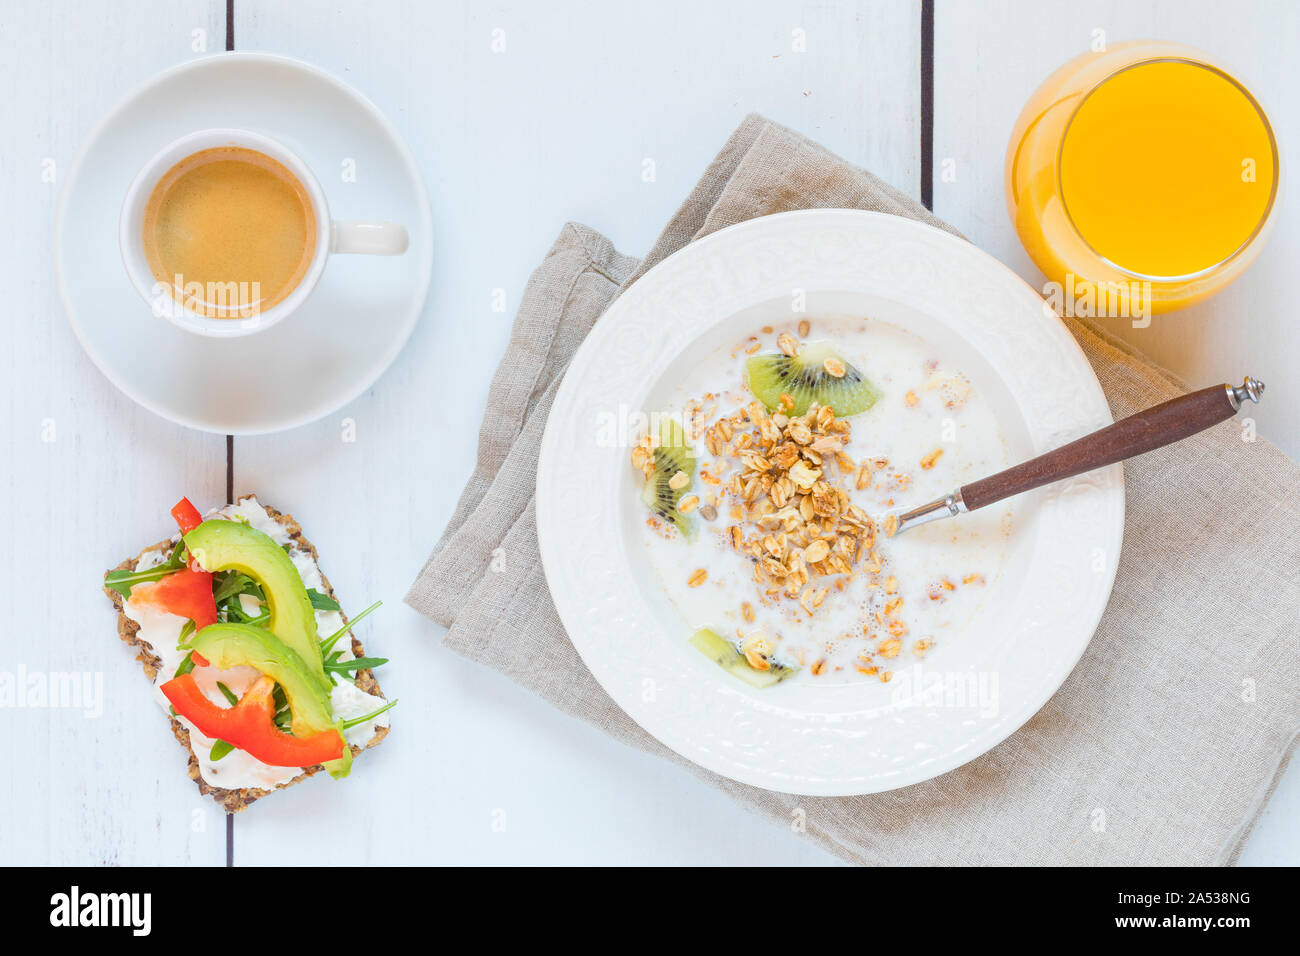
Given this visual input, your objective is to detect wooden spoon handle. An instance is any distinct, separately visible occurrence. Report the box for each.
[960,381,1256,512]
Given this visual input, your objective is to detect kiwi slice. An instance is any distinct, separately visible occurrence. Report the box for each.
[745,341,882,417]
[689,628,798,689]
[640,416,697,540]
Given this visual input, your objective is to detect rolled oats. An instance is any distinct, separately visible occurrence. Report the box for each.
[654,365,958,680]
[803,539,830,564]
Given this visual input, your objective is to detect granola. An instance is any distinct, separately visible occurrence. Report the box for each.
[636,317,1013,685]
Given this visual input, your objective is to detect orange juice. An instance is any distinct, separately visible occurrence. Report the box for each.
[1007,41,1280,315]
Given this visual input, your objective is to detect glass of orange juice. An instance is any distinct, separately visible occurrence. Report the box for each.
[1006,40,1280,316]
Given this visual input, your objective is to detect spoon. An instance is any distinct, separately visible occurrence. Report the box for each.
[888,376,1264,536]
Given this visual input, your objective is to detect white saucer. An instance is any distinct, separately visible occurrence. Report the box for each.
[55,52,434,434]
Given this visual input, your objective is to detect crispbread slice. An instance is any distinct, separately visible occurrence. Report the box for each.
[103,495,389,812]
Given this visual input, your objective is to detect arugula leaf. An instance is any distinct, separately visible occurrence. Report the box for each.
[103,542,188,599]
[318,600,382,656]
[341,698,397,730]
[271,687,292,729]
[221,594,269,626]
[216,682,239,706]
[308,589,341,611]
[211,571,262,604]
[173,652,195,679]
[103,565,175,599]
[209,740,234,761]
[213,571,268,626]
[176,619,195,650]
[325,655,388,673]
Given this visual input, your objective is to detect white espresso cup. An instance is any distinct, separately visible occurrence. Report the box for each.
[120,128,408,338]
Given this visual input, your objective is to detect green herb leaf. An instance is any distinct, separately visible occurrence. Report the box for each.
[209,740,235,761]
[308,589,341,611]
[103,564,176,599]
[324,655,389,674]
[212,571,262,604]
[341,698,397,730]
[176,619,196,650]
[221,594,269,626]
[318,600,382,656]
[103,542,188,599]
[216,682,239,706]
[173,652,195,679]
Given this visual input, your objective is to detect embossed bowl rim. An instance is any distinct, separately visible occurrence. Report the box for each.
[537,209,1123,795]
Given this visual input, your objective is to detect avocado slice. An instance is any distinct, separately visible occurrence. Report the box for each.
[190,622,352,779]
[184,520,329,692]
[191,623,333,735]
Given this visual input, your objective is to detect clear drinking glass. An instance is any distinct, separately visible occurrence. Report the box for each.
[1005,40,1280,316]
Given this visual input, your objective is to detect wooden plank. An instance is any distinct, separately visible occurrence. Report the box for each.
[0,0,228,865]
[229,0,918,864]
[932,0,1299,865]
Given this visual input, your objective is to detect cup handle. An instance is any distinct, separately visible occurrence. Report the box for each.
[330,220,409,255]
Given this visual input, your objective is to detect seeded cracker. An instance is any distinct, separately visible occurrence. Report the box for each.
[103,495,389,812]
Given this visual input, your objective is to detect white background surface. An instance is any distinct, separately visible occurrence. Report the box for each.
[1,0,1294,865]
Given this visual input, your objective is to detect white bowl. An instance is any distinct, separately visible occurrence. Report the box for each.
[537,209,1124,796]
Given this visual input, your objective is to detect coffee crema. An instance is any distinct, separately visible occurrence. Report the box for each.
[142,146,316,319]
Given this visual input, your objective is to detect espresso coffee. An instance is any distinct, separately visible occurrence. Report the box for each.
[142,146,316,318]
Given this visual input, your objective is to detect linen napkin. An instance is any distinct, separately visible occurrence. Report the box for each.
[408,114,1300,866]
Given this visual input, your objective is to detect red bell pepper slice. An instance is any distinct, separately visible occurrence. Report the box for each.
[160,674,346,768]
[130,567,218,630]
[171,497,203,535]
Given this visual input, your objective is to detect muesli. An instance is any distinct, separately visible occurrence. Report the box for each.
[633,317,1012,687]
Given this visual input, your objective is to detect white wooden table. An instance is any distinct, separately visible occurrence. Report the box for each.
[3,0,1294,865]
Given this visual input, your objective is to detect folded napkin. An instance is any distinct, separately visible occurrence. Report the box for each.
[408,114,1300,866]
